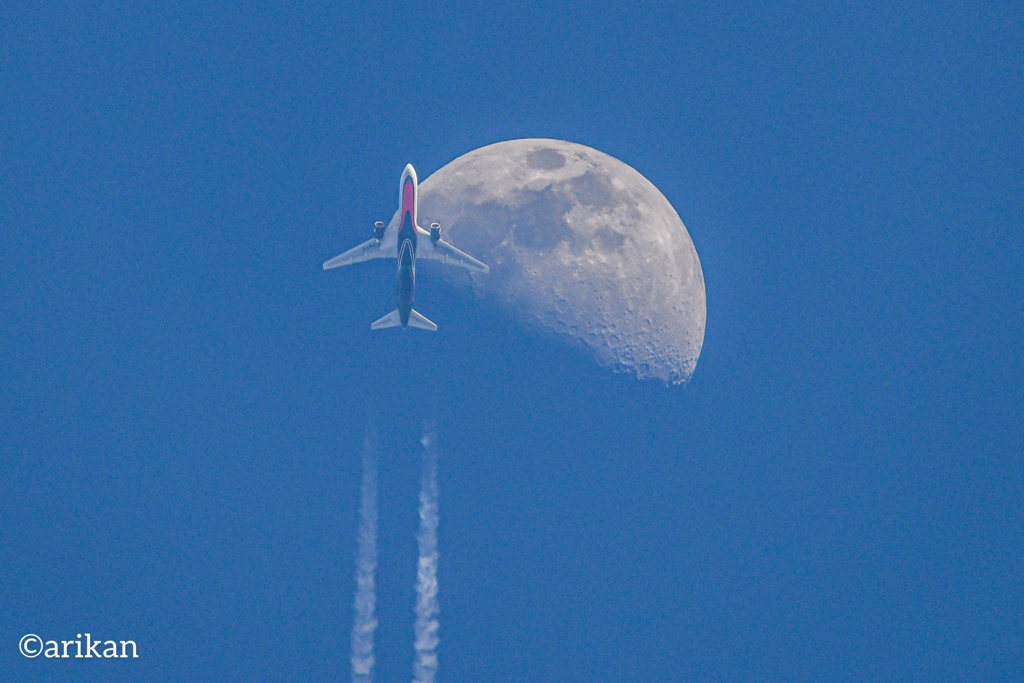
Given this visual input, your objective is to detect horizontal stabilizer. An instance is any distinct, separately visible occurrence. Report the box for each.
[370,309,402,330]
[407,309,438,332]
[369,308,438,331]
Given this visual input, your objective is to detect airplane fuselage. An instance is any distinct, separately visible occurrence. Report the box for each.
[396,165,420,328]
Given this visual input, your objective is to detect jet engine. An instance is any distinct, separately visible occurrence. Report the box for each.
[374,220,386,241]
[430,222,441,243]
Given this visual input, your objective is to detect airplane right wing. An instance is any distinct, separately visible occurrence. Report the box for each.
[417,237,490,273]
[322,237,395,270]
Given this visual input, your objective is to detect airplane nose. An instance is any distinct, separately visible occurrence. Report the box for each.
[404,163,418,182]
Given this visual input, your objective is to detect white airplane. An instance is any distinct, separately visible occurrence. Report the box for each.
[323,164,489,331]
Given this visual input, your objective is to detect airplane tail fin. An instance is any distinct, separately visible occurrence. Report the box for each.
[370,308,438,331]
[407,309,438,331]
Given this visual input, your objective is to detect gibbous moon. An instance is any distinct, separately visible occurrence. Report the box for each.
[417,139,706,384]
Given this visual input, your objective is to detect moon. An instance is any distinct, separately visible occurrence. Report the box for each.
[417,139,706,384]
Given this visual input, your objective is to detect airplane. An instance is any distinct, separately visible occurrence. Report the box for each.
[322,164,489,331]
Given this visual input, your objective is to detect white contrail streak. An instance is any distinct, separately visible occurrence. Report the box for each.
[351,425,378,683]
[413,422,440,683]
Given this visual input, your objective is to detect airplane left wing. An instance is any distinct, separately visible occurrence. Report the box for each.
[418,237,490,273]
[323,237,395,270]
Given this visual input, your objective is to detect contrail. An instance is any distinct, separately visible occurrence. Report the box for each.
[351,424,379,683]
[413,422,440,683]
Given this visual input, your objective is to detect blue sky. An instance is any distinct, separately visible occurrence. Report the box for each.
[2,2,1021,681]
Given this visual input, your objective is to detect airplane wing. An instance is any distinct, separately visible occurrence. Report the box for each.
[417,237,490,273]
[322,238,395,270]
